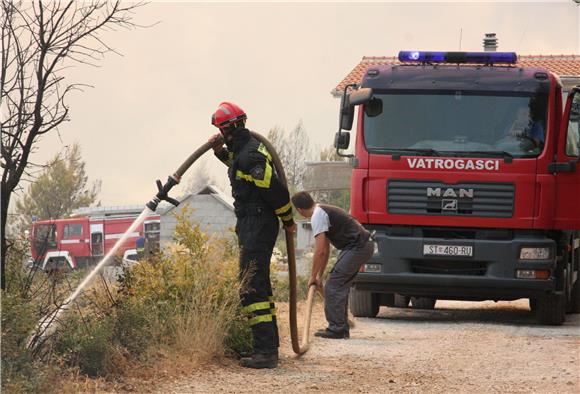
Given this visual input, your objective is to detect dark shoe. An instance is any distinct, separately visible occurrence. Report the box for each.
[240,352,278,369]
[314,328,350,339]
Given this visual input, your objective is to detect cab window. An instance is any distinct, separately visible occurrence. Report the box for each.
[63,223,83,238]
[565,95,580,157]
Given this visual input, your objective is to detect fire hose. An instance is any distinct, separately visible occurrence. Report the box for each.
[146,132,316,355]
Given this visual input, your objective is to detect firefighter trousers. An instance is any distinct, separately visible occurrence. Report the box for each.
[236,209,280,355]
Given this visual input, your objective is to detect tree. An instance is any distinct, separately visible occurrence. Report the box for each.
[14,143,100,233]
[266,121,312,191]
[1,1,143,289]
[266,126,288,166]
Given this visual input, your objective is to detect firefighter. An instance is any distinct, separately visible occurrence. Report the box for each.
[209,102,295,369]
[135,233,146,260]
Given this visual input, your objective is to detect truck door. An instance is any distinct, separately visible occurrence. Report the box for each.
[143,220,161,254]
[554,87,580,229]
[62,222,85,259]
[90,223,104,257]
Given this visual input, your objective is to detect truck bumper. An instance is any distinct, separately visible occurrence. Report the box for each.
[355,226,557,300]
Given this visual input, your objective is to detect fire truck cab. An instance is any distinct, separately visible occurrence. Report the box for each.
[336,51,580,325]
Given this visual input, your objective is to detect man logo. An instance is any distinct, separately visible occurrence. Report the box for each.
[427,187,474,199]
[442,199,458,211]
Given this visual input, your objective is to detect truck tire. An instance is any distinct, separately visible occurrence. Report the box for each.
[536,266,567,325]
[568,236,580,313]
[536,293,566,325]
[570,275,580,313]
[411,297,436,310]
[394,294,411,308]
[44,257,71,274]
[349,288,379,318]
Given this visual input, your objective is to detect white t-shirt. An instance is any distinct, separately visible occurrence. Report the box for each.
[311,204,330,237]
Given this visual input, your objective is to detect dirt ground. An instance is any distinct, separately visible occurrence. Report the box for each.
[154,299,579,394]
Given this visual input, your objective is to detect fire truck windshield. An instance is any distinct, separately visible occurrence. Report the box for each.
[363,91,548,158]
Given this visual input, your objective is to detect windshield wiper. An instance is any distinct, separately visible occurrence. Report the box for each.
[371,148,441,157]
[442,150,514,162]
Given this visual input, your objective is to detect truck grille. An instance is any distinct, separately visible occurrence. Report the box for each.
[387,180,514,218]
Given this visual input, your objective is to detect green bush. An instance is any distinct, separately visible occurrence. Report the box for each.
[113,300,153,359]
[55,314,117,377]
[1,240,60,393]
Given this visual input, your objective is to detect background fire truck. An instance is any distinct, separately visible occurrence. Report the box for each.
[335,50,580,325]
[30,213,160,271]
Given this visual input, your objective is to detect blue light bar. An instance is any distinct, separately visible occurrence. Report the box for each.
[398,51,517,64]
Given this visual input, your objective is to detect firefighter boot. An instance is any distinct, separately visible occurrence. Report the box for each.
[240,352,278,369]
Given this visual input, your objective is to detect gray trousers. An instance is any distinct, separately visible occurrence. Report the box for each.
[324,240,374,332]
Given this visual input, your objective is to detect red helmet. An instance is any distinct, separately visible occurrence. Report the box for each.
[211,102,247,129]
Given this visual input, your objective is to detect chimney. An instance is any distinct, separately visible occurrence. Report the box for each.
[483,33,498,52]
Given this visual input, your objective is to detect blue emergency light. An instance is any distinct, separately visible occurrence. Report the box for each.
[398,51,517,64]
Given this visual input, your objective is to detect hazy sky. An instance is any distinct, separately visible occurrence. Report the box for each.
[27,0,579,207]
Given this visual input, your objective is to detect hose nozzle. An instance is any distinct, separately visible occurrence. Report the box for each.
[146,175,181,212]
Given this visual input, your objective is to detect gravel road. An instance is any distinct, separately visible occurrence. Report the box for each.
[157,299,580,394]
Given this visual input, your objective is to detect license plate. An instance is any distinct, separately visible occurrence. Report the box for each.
[423,244,473,257]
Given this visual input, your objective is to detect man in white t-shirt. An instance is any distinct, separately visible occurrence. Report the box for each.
[291,191,374,339]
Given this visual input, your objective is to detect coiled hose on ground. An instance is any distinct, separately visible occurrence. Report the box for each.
[152,132,316,355]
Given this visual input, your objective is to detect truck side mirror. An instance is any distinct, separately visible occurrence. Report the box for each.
[334,131,350,150]
[340,95,355,131]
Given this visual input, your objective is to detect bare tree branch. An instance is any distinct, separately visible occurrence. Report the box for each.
[1,0,145,289]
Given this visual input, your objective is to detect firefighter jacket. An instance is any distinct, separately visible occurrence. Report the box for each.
[214,128,294,226]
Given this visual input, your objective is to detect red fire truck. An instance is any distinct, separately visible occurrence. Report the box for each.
[335,51,580,325]
[30,212,161,271]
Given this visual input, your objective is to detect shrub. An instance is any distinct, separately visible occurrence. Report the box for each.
[1,239,60,393]
[3,208,250,389]
[117,207,251,360]
[54,314,117,377]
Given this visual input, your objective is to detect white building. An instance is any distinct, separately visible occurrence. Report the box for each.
[159,185,236,245]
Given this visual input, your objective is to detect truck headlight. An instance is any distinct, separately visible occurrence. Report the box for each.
[519,247,551,260]
[363,263,382,273]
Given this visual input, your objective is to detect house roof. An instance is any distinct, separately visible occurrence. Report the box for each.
[160,184,234,215]
[332,54,580,97]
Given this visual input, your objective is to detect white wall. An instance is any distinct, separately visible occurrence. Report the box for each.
[161,196,236,245]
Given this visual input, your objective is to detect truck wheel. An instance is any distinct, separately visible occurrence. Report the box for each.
[411,297,436,310]
[536,268,567,325]
[349,288,379,318]
[570,274,580,314]
[536,293,566,325]
[568,237,580,313]
[394,294,411,308]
